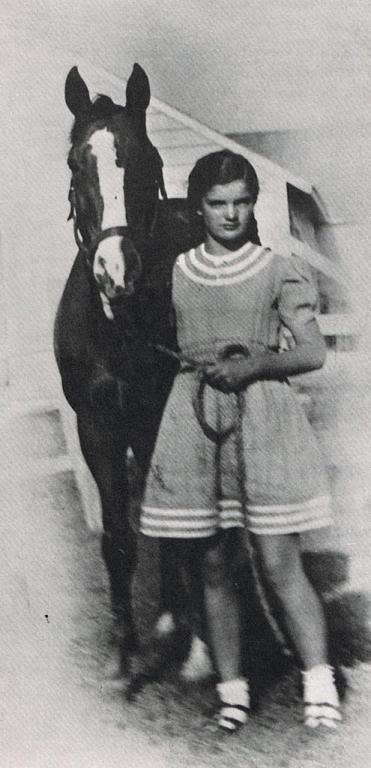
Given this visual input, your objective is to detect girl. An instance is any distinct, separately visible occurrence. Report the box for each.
[140,150,341,732]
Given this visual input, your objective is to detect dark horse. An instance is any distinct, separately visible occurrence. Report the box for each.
[54,64,198,669]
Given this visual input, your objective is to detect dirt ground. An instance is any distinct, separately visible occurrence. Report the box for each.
[1,404,370,768]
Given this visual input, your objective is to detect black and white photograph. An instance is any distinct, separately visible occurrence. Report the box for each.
[1,1,371,766]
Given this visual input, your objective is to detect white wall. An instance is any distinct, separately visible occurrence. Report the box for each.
[1,0,370,133]
[229,126,371,339]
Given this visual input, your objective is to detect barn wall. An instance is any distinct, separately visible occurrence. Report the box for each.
[229,126,371,340]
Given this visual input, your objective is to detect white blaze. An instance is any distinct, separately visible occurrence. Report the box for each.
[88,128,127,228]
[89,128,127,309]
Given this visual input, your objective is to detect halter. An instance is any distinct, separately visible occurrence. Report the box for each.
[68,155,167,257]
[85,225,136,263]
[68,184,133,257]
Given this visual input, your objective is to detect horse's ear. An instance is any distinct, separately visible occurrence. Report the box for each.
[126,63,151,112]
[65,67,91,115]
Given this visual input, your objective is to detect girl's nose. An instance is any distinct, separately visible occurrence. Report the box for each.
[225,203,237,220]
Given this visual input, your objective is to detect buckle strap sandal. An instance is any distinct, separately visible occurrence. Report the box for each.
[302,665,342,730]
[217,678,250,733]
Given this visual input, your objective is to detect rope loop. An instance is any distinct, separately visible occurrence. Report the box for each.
[191,344,249,444]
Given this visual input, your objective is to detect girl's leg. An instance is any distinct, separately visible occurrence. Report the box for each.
[202,535,249,731]
[254,533,327,668]
[254,533,341,728]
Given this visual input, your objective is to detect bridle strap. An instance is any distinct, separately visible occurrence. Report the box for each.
[68,158,168,252]
[94,226,130,244]
[85,226,133,262]
[68,182,85,252]
[68,177,133,258]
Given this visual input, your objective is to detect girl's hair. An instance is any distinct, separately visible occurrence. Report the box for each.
[187,150,261,244]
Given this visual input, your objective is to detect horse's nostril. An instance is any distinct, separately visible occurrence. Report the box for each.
[112,285,126,298]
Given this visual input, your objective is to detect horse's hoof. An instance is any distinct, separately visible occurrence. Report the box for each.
[102,649,129,691]
[124,672,148,702]
[124,651,161,701]
[153,611,176,638]
[179,636,214,682]
[109,623,139,679]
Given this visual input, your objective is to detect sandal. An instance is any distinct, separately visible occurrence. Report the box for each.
[217,678,250,733]
[302,665,342,730]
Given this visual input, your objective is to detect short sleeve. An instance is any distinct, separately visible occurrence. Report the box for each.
[277,255,319,328]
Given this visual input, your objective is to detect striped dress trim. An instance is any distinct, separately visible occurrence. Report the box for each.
[177,244,273,286]
[141,499,244,539]
[141,494,332,538]
[247,495,333,535]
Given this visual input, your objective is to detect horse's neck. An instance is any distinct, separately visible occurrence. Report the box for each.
[155,198,202,255]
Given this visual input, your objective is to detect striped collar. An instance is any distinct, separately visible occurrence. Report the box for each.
[178,242,273,285]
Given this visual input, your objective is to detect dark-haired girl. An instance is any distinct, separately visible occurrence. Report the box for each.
[140,150,341,732]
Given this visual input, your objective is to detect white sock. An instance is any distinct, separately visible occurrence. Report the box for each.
[216,677,250,730]
[302,665,341,729]
[217,677,250,707]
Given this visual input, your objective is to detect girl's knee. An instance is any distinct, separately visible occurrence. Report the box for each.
[257,537,302,594]
[262,557,293,593]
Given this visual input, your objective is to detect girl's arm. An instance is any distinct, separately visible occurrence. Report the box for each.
[250,316,326,379]
[204,319,325,393]
[206,255,326,392]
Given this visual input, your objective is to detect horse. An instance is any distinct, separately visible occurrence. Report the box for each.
[54,64,198,671]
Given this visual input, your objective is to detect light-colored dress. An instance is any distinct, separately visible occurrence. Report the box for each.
[141,241,333,539]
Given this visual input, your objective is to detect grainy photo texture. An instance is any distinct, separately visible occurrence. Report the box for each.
[1,2,370,766]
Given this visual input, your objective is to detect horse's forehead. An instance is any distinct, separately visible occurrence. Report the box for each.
[73,112,135,159]
[95,237,124,265]
[88,127,116,157]
[87,113,137,154]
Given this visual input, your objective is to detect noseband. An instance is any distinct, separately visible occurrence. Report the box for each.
[84,225,137,263]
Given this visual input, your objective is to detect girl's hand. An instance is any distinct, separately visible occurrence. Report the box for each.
[204,357,260,393]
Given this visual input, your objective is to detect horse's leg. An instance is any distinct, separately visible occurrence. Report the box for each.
[131,435,190,639]
[77,412,137,665]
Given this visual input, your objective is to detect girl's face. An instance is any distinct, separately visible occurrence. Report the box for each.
[198,178,255,252]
